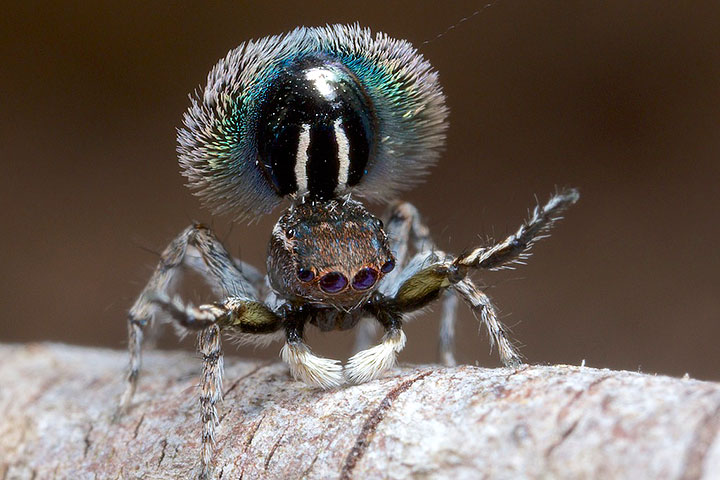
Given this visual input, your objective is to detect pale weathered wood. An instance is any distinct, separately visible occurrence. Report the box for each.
[0,343,719,479]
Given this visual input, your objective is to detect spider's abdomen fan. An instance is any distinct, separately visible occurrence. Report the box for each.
[178,24,448,219]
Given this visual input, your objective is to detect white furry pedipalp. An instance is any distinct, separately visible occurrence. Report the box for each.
[344,329,407,384]
[280,342,344,389]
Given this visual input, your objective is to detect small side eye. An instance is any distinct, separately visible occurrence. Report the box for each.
[286,228,295,239]
[373,218,384,229]
[381,259,395,273]
[297,267,315,282]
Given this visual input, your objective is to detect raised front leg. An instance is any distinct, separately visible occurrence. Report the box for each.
[384,189,579,366]
[454,189,580,272]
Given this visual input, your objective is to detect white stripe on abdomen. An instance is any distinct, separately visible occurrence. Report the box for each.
[294,124,310,194]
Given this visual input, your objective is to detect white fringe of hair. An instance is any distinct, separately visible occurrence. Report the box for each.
[280,342,344,389]
[345,329,407,384]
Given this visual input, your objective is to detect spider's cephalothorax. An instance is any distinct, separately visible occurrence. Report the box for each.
[268,198,395,309]
[118,24,579,480]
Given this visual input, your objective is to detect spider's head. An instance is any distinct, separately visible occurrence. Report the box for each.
[267,198,395,308]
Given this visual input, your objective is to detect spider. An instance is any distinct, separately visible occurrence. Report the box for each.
[116,24,579,479]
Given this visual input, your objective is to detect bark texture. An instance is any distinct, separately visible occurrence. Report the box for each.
[0,343,719,480]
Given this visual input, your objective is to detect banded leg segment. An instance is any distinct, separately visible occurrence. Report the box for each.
[145,295,282,479]
[380,201,459,365]
[198,325,223,480]
[119,224,259,415]
[149,294,283,333]
[383,189,578,366]
[455,188,579,272]
[131,224,259,325]
[453,278,521,366]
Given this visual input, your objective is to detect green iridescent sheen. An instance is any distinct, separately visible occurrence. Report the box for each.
[177,24,448,220]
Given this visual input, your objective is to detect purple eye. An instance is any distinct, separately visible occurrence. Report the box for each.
[297,268,315,282]
[352,268,378,291]
[319,272,348,293]
[381,259,395,273]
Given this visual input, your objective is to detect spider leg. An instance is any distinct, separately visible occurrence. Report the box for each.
[198,325,222,480]
[348,201,427,354]
[373,201,458,365]
[439,291,459,366]
[280,311,344,389]
[150,294,282,480]
[382,189,578,366]
[346,298,406,384]
[116,320,144,418]
[382,200,435,286]
[452,278,521,367]
[455,188,579,272]
[346,201,432,380]
[118,224,258,416]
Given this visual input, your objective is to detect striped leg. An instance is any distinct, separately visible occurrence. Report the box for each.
[198,325,222,480]
[379,201,459,365]
[379,189,579,366]
[150,294,282,479]
[454,189,580,272]
[118,224,258,417]
[452,278,521,367]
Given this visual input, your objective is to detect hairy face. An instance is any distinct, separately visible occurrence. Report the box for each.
[268,198,395,308]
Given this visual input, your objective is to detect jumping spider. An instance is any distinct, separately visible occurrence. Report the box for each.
[117,24,579,479]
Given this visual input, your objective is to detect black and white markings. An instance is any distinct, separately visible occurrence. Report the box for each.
[290,119,354,199]
[335,119,351,188]
[179,25,447,219]
[256,55,374,201]
[294,124,310,193]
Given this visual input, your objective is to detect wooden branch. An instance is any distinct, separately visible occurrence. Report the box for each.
[0,344,719,479]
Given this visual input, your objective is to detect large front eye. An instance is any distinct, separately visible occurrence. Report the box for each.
[352,268,378,290]
[319,272,348,293]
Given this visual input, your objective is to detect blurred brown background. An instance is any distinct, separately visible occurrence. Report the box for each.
[2,1,719,380]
